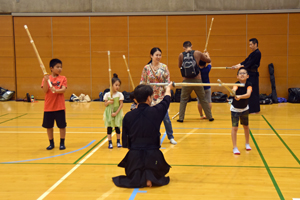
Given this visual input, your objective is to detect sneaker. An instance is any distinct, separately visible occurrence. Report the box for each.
[59,144,66,150]
[117,143,122,148]
[46,145,54,150]
[108,143,113,149]
[233,147,240,155]
[177,119,183,123]
[245,144,252,151]
[209,118,214,121]
[170,138,177,145]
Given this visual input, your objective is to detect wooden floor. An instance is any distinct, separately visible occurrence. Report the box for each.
[0,100,300,200]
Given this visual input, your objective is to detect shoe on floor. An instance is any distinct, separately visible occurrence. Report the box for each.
[59,144,66,150]
[245,144,252,151]
[233,147,240,155]
[170,138,177,145]
[117,143,122,148]
[209,118,214,121]
[46,145,54,150]
[108,143,113,149]
[177,119,183,123]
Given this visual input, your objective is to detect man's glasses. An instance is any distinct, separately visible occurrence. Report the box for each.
[238,72,247,75]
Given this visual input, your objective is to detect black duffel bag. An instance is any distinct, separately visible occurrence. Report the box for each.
[288,88,300,103]
[211,91,228,103]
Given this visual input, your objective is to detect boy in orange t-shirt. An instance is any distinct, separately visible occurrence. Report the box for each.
[41,59,67,150]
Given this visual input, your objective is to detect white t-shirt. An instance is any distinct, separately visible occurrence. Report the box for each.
[103,91,124,101]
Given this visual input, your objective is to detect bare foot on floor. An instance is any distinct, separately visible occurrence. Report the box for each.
[146,180,152,187]
[200,116,207,119]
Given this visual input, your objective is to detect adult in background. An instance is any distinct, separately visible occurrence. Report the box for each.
[112,83,173,188]
[231,38,261,114]
[177,41,214,122]
[140,47,177,145]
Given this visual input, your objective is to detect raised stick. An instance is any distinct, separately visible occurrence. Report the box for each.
[217,79,236,96]
[149,82,244,87]
[204,18,214,52]
[108,51,113,97]
[123,55,135,89]
[211,67,231,69]
[24,25,54,92]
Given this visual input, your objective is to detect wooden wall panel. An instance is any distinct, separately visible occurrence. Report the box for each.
[0,16,15,97]
[91,16,128,37]
[209,35,246,57]
[209,15,246,36]
[14,17,51,37]
[288,35,300,56]
[288,13,300,35]
[16,77,46,99]
[52,17,89,36]
[259,56,287,78]
[248,14,288,35]
[65,77,92,98]
[129,16,166,37]
[288,56,300,78]
[129,36,167,57]
[168,15,206,36]
[58,57,91,78]
[91,57,128,78]
[15,57,52,78]
[255,35,287,56]
[168,36,205,57]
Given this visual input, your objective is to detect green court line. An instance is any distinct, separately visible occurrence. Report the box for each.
[73,135,107,164]
[262,115,300,165]
[0,113,9,117]
[0,113,28,125]
[250,130,284,200]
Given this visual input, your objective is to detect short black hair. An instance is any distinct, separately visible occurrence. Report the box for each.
[133,84,153,103]
[249,38,258,46]
[199,60,207,67]
[50,58,62,68]
[183,41,192,48]
[237,67,248,75]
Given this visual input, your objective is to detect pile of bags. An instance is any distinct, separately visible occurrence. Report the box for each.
[70,93,91,103]
[0,87,15,101]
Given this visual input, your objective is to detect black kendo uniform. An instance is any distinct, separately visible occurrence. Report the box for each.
[112,96,171,188]
[240,48,261,113]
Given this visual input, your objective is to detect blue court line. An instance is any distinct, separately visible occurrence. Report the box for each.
[0,140,96,164]
[129,188,147,200]
[160,131,167,145]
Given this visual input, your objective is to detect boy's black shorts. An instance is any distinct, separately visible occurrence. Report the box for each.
[42,110,67,128]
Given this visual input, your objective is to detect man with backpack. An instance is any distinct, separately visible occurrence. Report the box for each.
[177,41,214,122]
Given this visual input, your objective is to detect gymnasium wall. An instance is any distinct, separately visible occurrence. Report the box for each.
[1,13,300,100]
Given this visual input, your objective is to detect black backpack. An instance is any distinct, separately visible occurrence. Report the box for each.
[211,91,228,103]
[288,88,300,103]
[122,91,134,103]
[180,50,199,78]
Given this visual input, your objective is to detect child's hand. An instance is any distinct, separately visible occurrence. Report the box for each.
[111,112,117,117]
[108,99,114,104]
[50,87,56,93]
[44,74,49,81]
[235,95,241,101]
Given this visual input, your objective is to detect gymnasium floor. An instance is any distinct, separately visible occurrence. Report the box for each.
[0,100,299,200]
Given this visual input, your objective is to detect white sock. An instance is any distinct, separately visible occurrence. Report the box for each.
[246,144,252,151]
[233,147,240,155]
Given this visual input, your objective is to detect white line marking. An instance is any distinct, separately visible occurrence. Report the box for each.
[96,187,117,200]
[37,133,114,200]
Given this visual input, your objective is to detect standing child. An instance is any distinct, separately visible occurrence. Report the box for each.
[230,67,252,155]
[197,52,212,119]
[103,73,124,149]
[41,58,67,150]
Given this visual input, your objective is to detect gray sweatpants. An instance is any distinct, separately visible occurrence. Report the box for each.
[179,79,212,120]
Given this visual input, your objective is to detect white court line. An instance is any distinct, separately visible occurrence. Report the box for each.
[96,187,117,200]
[1,131,300,136]
[36,133,114,200]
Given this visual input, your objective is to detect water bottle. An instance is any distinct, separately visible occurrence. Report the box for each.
[31,95,34,102]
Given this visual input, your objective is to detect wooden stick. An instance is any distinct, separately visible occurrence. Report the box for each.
[217,79,236,96]
[123,55,135,89]
[24,25,53,91]
[211,67,231,69]
[172,112,179,120]
[149,82,244,87]
[204,18,214,52]
[108,51,113,97]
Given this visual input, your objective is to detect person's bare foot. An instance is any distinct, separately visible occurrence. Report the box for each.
[146,180,152,187]
[200,116,207,119]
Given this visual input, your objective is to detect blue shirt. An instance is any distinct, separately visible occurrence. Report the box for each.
[199,64,211,90]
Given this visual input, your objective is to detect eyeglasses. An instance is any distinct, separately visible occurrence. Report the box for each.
[238,72,247,75]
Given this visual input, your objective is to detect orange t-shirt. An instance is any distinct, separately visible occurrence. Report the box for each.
[41,75,67,112]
